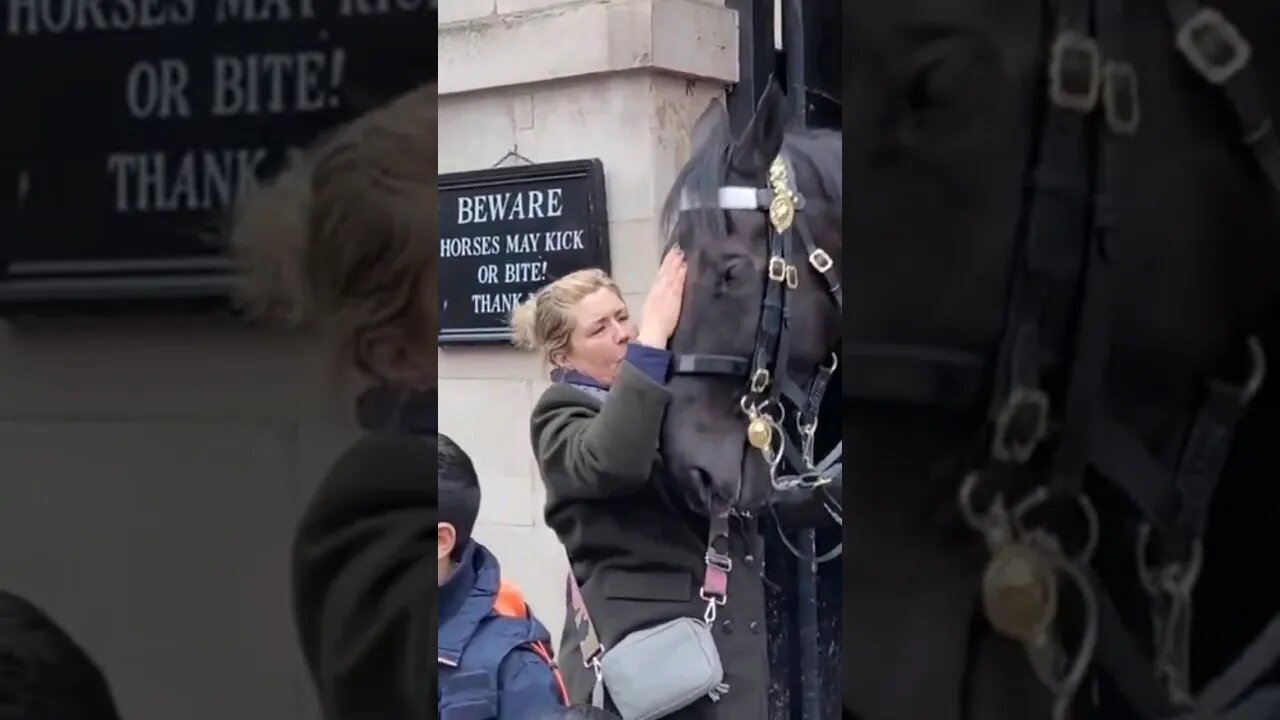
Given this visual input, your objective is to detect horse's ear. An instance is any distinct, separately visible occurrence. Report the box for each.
[689,99,729,154]
[730,80,790,175]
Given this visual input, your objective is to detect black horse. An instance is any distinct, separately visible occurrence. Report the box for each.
[659,86,845,719]
[661,89,843,516]
[836,0,1280,718]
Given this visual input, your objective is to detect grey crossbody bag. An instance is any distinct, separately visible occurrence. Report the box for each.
[565,515,734,720]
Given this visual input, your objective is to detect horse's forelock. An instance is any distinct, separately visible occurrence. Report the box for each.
[661,105,739,256]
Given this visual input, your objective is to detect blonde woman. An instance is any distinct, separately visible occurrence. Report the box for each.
[511,250,772,720]
[228,86,439,719]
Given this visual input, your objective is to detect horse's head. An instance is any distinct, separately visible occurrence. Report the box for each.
[659,85,842,515]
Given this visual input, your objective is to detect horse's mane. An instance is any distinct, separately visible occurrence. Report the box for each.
[781,129,843,209]
[659,112,842,255]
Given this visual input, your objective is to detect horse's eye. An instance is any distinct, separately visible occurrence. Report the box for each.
[716,258,747,293]
[720,260,744,288]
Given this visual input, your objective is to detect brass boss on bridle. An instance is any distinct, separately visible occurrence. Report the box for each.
[673,152,843,496]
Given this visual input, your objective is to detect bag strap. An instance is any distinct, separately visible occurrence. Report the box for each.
[698,514,732,623]
[565,512,733,707]
[566,572,603,666]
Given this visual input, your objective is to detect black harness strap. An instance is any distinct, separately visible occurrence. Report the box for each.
[794,219,842,307]
[1164,0,1280,194]
[1090,566,1184,718]
[1195,611,1280,717]
[841,345,987,411]
[1200,688,1280,720]
[1071,2,1280,716]
[1168,344,1264,555]
[1045,0,1123,510]
[1088,417,1182,534]
[1034,5,1189,692]
[753,212,791,401]
[978,0,1097,506]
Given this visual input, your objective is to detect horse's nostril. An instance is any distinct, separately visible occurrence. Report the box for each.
[691,468,712,489]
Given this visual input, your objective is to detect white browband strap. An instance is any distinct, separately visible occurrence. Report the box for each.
[679,186,766,211]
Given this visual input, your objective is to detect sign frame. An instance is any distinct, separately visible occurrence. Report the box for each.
[0,256,237,317]
[437,158,611,347]
[0,5,434,319]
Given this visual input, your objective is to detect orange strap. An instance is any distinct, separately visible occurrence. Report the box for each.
[528,640,571,706]
[493,580,570,706]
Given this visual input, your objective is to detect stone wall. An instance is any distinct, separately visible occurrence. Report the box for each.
[0,319,337,720]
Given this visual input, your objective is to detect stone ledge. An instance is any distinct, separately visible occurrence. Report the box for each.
[438,0,738,96]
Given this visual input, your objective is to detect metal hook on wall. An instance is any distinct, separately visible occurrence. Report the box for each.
[491,147,535,168]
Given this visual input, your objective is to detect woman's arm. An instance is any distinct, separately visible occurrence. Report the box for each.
[532,348,672,500]
[291,434,437,720]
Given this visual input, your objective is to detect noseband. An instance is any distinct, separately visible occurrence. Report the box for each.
[672,153,843,495]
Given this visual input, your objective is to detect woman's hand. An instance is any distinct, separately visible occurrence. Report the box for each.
[636,247,687,348]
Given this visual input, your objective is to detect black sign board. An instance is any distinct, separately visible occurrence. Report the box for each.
[0,1,433,315]
[439,160,610,345]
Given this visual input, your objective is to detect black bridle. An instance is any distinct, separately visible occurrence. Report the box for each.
[670,152,843,501]
[842,0,1280,717]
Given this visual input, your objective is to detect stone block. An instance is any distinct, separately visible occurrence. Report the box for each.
[439,0,497,24]
[607,218,665,296]
[0,320,343,423]
[515,75,659,222]
[496,0,575,14]
[438,0,737,95]
[437,92,519,173]
[0,420,303,720]
[438,345,545,380]
[438,379,540,527]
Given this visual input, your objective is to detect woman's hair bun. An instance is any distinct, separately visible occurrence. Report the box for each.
[509,294,540,351]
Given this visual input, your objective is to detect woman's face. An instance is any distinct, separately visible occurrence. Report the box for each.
[558,287,636,386]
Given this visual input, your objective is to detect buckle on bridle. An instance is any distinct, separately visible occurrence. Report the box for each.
[1102,61,1141,136]
[1175,7,1251,86]
[768,256,787,283]
[1049,31,1102,113]
[750,368,771,394]
[704,550,733,574]
[991,387,1051,463]
[809,249,834,273]
[785,264,799,289]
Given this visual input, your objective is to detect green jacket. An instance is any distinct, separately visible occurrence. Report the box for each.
[531,362,772,720]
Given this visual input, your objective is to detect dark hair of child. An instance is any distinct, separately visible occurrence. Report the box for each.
[438,433,481,562]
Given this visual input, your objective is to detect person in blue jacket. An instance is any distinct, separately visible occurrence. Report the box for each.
[437,433,569,719]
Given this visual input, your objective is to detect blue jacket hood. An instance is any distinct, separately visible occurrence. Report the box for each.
[437,541,550,665]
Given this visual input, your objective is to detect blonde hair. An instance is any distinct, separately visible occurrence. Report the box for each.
[510,269,621,365]
[228,84,436,381]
